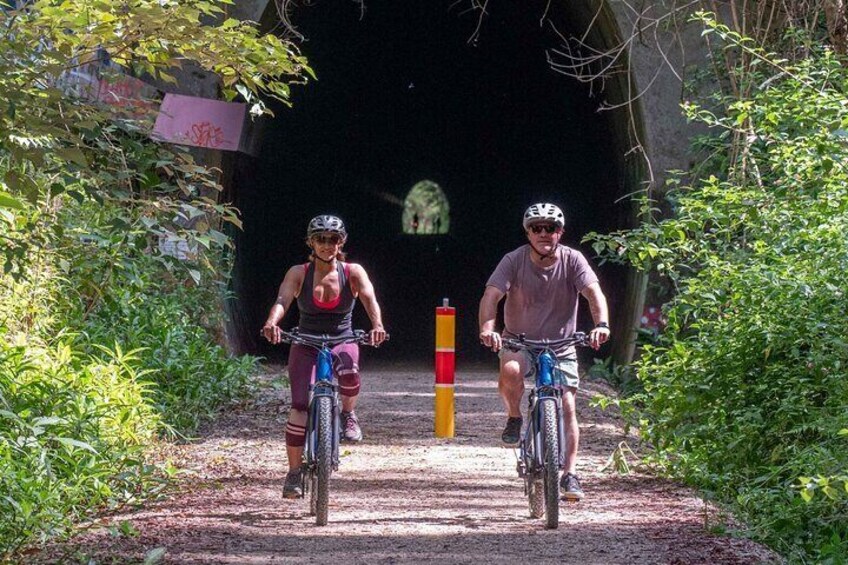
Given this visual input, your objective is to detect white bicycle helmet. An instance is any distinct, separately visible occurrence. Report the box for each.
[523,203,565,229]
[307,215,347,240]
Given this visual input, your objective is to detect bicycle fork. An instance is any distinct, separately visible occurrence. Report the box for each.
[305,387,341,465]
[302,350,342,498]
[517,393,566,486]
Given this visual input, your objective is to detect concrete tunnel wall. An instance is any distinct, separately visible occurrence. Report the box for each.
[175,0,705,365]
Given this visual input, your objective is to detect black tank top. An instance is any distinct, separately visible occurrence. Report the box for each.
[296,261,356,336]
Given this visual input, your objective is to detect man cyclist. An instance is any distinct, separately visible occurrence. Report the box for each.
[262,215,387,498]
[478,202,610,501]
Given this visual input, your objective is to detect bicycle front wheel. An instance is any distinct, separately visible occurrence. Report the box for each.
[541,399,560,529]
[528,477,544,518]
[314,395,333,526]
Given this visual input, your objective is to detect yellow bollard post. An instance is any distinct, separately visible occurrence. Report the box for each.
[434,298,455,438]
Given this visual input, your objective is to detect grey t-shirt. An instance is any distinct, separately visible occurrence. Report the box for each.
[486,244,599,355]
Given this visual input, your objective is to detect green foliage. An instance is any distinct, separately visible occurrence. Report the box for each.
[402,180,450,235]
[82,273,255,433]
[0,339,162,556]
[0,0,310,279]
[587,25,848,561]
[0,0,302,557]
[0,192,258,557]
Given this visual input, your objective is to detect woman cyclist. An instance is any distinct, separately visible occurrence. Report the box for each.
[262,215,387,498]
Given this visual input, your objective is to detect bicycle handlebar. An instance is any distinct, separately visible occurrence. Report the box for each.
[278,328,389,349]
[501,332,589,352]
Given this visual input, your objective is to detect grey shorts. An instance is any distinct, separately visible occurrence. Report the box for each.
[499,348,580,389]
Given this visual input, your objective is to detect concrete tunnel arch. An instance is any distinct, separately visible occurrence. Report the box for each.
[221,0,649,365]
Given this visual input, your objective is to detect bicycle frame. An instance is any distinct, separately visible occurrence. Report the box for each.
[502,334,587,487]
[303,346,341,474]
[521,352,570,482]
[278,327,386,512]
[520,351,565,474]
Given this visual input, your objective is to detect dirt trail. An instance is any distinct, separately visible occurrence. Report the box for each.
[34,365,779,564]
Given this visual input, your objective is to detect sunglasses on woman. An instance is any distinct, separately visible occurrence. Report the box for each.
[313,234,341,245]
[530,224,559,234]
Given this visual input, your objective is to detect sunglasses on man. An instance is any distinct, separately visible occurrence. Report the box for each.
[529,224,559,234]
[313,234,342,245]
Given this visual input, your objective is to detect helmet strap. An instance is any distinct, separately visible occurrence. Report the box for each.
[529,241,557,262]
[313,253,336,265]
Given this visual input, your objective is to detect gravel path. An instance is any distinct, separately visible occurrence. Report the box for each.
[32,364,780,564]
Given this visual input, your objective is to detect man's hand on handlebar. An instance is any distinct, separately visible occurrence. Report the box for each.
[262,324,282,344]
[479,330,502,352]
[588,326,610,350]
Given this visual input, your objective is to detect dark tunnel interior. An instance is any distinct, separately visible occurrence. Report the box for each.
[225,0,632,365]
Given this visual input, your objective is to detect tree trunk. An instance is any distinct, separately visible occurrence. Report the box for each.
[824,0,848,57]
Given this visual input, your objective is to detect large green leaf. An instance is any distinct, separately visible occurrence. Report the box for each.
[0,192,24,210]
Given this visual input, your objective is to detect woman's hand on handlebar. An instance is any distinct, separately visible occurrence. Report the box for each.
[370,326,388,347]
[479,330,502,352]
[262,323,282,344]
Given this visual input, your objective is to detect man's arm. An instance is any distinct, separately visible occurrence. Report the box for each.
[580,281,610,350]
[262,266,304,344]
[479,285,506,351]
[350,264,387,346]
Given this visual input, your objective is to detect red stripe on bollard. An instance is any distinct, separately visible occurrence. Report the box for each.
[435,351,455,384]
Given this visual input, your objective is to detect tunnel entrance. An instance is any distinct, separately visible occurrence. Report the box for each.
[226,0,636,364]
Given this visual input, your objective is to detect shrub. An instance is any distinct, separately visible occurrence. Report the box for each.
[589,35,848,560]
[0,339,160,556]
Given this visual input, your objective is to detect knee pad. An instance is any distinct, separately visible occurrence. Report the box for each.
[285,421,306,448]
[337,368,361,398]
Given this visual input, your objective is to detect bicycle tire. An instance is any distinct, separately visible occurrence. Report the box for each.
[308,470,317,516]
[524,420,544,519]
[528,477,544,518]
[314,395,333,526]
[541,399,560,529]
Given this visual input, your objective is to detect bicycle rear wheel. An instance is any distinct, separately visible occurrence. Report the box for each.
[541,399,560,529]
[314,395,333,526]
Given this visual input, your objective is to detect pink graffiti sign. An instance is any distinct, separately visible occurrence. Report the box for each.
[152,93,246,151]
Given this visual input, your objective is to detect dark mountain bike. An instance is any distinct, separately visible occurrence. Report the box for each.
[500,332,589,529]
[279,327,387,526]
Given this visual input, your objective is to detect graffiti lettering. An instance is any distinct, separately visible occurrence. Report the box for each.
[188,121,225,148]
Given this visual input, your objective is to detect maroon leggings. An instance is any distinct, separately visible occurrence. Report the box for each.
[285,342,360,447]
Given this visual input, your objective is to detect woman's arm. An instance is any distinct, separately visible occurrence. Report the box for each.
[262,265,304,344]
[350,264,387,346]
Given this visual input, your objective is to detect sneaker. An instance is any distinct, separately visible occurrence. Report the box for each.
[283,468,303,499]
[340,410,363,442]
[560,472,585,501]
[501,416,523,445]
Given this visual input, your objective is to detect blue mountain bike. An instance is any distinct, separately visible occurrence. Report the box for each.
[279,327,387,526]
[501,332,589,529]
